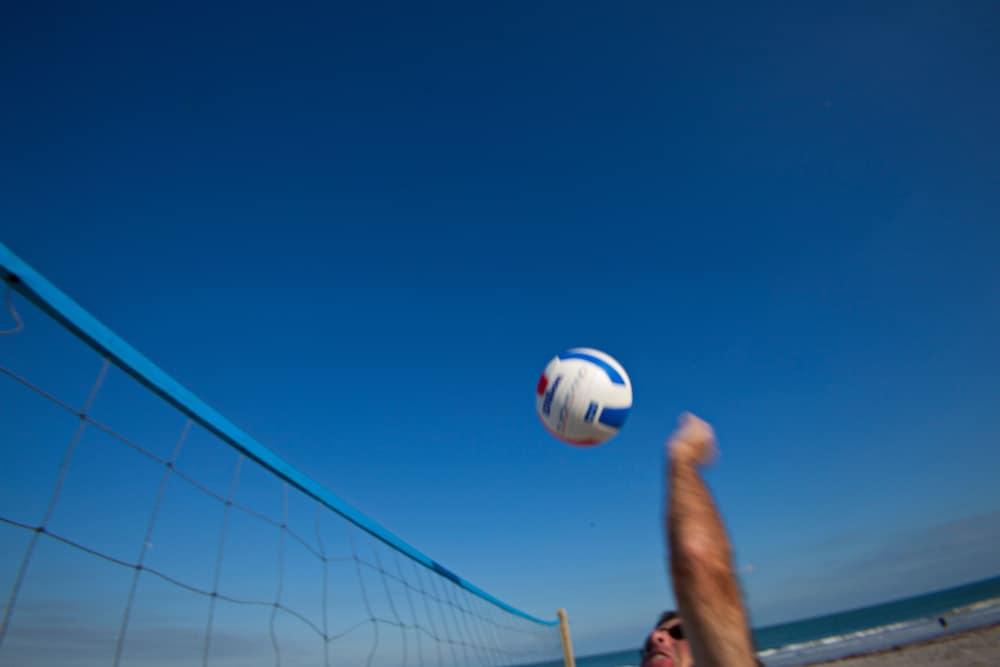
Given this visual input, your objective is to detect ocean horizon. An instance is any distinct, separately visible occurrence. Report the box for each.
[560,574,1000,667]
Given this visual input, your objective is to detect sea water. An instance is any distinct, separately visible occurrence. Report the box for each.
[754,575,1000,665]
[556,575,1000,667]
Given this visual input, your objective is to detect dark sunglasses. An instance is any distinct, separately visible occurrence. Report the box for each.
[642,623,685,656]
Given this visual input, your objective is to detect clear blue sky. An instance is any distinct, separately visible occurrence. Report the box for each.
[2,0,1000,658]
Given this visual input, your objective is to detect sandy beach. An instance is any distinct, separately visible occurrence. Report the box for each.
[809,624,1000,667]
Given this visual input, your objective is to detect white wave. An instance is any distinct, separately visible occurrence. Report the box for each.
[949,596,1000,615]
[763,619,925,656]
[763,596,1000,658]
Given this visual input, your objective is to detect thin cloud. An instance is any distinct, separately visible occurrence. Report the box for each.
[751,510,1000,623]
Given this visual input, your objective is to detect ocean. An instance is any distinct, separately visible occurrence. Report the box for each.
[563,575,1000,667]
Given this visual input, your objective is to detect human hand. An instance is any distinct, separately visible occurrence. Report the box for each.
[667,412,717,467]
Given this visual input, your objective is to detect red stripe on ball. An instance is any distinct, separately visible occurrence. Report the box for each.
[536,373,549,396]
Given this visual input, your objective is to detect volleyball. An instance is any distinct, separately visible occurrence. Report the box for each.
[535,348,633,446]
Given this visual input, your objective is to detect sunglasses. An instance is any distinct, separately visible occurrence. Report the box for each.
[642,622,685,657]
[663,623,685,641]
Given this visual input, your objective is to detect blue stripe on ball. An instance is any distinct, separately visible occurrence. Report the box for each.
[557,350,626,385]
[598,406,630,428]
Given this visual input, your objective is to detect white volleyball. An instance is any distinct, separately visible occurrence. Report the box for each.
[535,348,633,446]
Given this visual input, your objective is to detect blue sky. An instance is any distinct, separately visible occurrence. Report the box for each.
[2,0,1000,659]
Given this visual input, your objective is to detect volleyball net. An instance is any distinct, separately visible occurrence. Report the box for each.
[0,243,566,667]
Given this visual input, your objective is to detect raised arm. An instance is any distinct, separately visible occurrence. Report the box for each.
[666,413,756,667]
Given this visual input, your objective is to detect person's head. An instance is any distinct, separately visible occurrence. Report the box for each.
[640,611,692,667]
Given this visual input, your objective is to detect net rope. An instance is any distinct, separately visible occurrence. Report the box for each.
[0,277,561,667]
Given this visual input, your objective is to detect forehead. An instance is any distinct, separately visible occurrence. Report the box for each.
[656,619,681,630]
